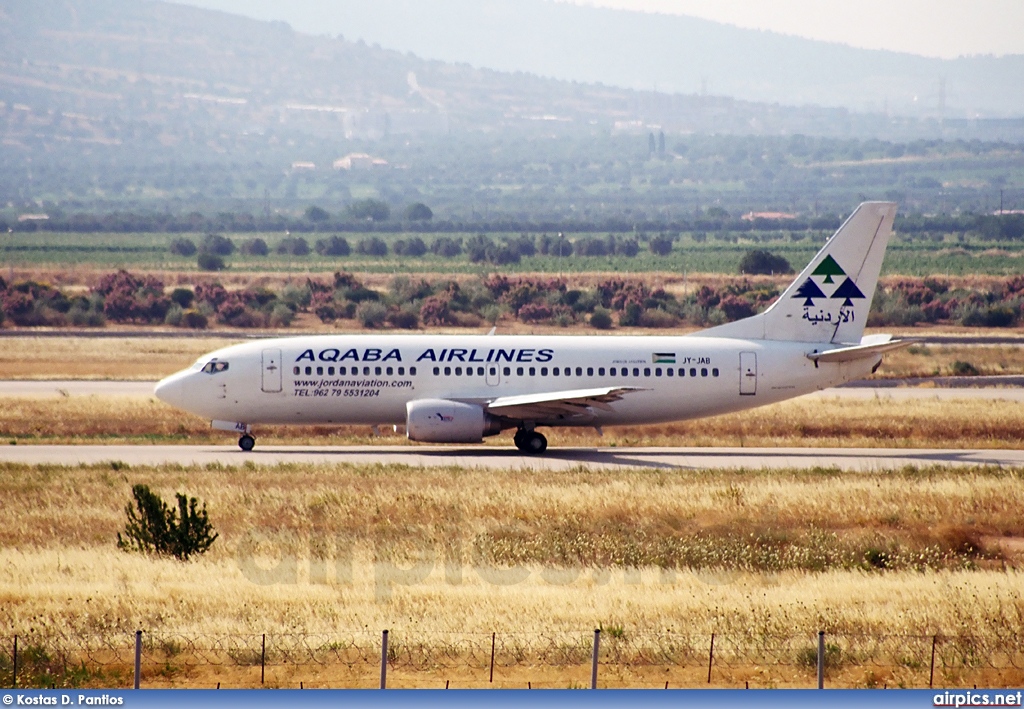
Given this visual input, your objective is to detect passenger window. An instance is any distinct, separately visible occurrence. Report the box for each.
[690,368,697,377]
[610,367,616,376]
[433,367,440,376]
[529,367,536,376]
[517,367,524,376]
[489,367,496,376]
[317,366,323,376]
[444,366,452,376]
[293,366,300,375]
[553,367,560,376]
[328,366,335,376]
[633,368,639,377]
[386,367,393,376]
[644,368,651,377]
[455,367,463,375]
[587,367,594,376]
[576,367,583,376]
[363,367,370,376]
[399,367,405,375]
[598,367,605,376]
[466,368,473,377]
[667,368,674,377]
[503,367,511,376]
[678,368,684,377]
[375,367,382,376]
[712,368,719,377]
[477,367,484,376]
[305,366,312,375]
[702,368,708,377]
[541,367,548,376]
[410,367,417,375]
[655,368,662,377]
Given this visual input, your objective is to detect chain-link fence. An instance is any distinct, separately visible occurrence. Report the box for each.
[3,630,1023,689]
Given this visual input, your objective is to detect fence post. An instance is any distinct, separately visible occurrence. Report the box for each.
[489,632,496,684]
[12,635,17,689]
[816,631,825,689]
[929,635,937,689]
[133,630,142,689]
[590,629,600,689]
[707,633,715,684]
[261,634,266,685]
[380,630,389,689]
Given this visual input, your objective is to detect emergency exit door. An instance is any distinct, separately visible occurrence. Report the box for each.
[262,348,282,393]
[739,352,757,396]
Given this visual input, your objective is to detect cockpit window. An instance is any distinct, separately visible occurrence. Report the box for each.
[201,360,229,374]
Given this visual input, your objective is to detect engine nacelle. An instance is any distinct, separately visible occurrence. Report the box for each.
[406,398,502,443]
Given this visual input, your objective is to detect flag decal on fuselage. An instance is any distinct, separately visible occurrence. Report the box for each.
[652,353,676,364]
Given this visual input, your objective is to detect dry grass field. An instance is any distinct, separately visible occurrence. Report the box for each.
[2,461,1024,688]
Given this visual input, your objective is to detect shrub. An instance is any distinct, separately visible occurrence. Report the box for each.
[169,237,197,256]
[181,310,208,329]
[276,236,310,256]
[738,249,793,275]
[431,237,462,257]
[638,308,678,328]
[589,307,613,330]
[117,484,218,561]
[314,235,350,256]
[648,234,675,257]
[386,308,420,329]
[393,237,427,256]
[951,360,980,376]
[240,238,269,256]
[304,205,330,222]
[200,233,235,256]
[356,236,389,256]
[170,288,194,308]
[356,301,388,328]
[197,252,226,271]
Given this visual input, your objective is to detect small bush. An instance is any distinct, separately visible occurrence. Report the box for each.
[590,307,613,330]
[314,235,350,256]
[169,237,197,256]
[356,236,389,256]
[951,360,980,376]
[276,236,310,256]
[357,301,388,328]
[117,484,218,561]
[200,233,235,256]
[197,252,226,271]
[240,238,269,256]
[739,249,793,275]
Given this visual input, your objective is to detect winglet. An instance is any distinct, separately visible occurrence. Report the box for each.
[692,202,897,344]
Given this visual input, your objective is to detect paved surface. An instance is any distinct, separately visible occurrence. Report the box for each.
[4,380,1024,401]
[0,444,1020,470]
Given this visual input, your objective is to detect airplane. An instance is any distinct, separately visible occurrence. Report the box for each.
[155,202,911,454]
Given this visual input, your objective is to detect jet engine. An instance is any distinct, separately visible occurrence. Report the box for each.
[406,398,502,443]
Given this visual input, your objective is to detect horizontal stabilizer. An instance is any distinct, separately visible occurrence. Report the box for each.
[807,337,919,363]
[486,386,645,421]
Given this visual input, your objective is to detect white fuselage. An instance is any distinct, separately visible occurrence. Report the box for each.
[154,333,878,429]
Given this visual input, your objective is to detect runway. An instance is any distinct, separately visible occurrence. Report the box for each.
[0,444,1021,471]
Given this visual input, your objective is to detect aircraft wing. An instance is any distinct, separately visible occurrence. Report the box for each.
[485,386,646,421]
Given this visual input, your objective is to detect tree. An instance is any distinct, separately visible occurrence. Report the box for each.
[356,236,388,256]
[404,202,433,221]
[169,237,197,256]
[197,252,226,271]
[347,198,390,221]
[240,238,269,256]
[314,235,351,256]
[648,234,675,257]
[739,249,793,275]
[304,205,330,222]
[117,484,218,561]
[199,233,235,256]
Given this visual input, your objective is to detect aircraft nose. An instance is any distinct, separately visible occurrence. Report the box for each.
[154,371,189,409]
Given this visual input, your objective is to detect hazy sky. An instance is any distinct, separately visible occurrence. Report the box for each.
[570,0,1024,58]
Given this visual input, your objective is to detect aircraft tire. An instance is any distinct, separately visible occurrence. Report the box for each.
[239,434,256,452]
[517,431,547,455]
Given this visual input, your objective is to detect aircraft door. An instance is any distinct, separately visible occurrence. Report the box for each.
[485,364,501,387]
[262,348,283,393]
[739,352,757,396]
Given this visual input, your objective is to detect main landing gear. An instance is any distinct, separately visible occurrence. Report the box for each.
[514,428,547,455]
[238,434,256,452]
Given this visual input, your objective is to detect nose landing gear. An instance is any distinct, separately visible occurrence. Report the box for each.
[238,434,256,452]
[513,428,547,455]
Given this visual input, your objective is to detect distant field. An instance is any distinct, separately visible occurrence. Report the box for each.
[6,231,1024,276]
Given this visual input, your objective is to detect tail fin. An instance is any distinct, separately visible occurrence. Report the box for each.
[692,202,897,344]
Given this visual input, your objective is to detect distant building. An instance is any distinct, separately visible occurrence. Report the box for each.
[333,153,388,170]
[290,161,316,171]
[17,214,50,222]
